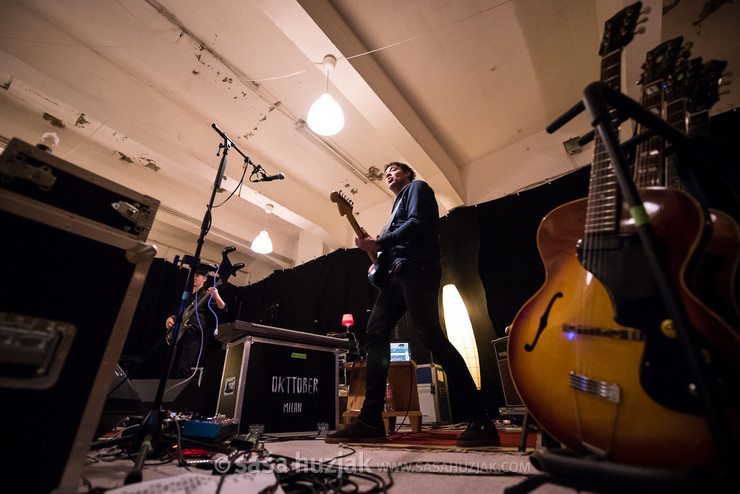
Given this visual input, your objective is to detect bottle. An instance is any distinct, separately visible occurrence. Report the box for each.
[385,381,394,412]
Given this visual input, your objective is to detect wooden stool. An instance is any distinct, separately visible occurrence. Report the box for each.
[341,360,423,433]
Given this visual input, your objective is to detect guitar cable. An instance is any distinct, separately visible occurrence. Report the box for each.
[166,269,220,393]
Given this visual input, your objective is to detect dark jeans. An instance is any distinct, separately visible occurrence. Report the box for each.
[176,329,203,378]
[358,261,485,425]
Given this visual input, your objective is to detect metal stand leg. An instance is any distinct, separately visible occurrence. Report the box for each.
[518,410,530,452]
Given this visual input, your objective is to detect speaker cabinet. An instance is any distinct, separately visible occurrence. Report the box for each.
[493,336,524,408]
[0,139,158,493]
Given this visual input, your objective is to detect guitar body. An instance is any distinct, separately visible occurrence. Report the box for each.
[367,250,389,288]
[662,58,740,331]
[691,209,740,328]
[509,189,739,469]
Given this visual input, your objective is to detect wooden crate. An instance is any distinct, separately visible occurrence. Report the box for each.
[342,360,422,433]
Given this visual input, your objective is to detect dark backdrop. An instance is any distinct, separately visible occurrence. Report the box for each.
[118,109,740,422]
[122,167,591,420]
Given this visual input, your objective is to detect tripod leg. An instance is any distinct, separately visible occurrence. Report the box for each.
[125,433,152,485]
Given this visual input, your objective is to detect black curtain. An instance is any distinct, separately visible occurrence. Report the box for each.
[438,166,591,417]
[437,205,503,417]
[118,110,740,422]
[235,248,376,340]
[477,167,591,333]
[121,258,188,378]
[120,168,591,420]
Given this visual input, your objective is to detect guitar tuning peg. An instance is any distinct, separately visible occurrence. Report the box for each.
[634,26,646,35]
[641,6,652,15]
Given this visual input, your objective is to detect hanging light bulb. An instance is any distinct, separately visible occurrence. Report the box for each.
[251,204,274,254]
[251,231,272,254]
[307,54,345,136]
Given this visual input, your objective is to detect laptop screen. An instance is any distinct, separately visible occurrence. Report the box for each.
[390,342,411,362]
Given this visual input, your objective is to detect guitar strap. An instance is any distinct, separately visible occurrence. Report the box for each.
[379,193,403,238]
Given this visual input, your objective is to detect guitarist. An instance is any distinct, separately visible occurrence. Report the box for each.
[165,264,228,378]
[326,162,500,447]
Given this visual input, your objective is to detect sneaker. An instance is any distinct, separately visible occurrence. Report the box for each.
[455,418,502,447]
[324,419,387,444]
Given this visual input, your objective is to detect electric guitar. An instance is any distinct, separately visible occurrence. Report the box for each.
[633,43,740,351]
[167,246,244,344]
[509,2,738,470]
[665,57,740,328]
[330,191,388,288]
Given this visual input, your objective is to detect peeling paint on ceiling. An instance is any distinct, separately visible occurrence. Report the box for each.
[42,113,65,129]
[75,113,90,128]
[116,151,133,163]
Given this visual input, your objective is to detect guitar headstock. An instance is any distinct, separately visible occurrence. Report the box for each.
[665,57,728,112]
[639,36,687,86]
[330,190,354,217]
[690,59,728,113]
[666,56,704,104]
[599,1,645,56]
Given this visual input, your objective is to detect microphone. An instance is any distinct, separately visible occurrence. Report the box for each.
[255,172,285,182]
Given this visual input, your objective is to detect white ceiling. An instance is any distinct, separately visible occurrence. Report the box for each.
[2,0,738,285]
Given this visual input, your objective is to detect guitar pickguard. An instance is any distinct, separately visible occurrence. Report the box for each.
[577,232,703,414]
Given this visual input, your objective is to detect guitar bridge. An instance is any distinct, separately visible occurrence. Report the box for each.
[569,371,621,403]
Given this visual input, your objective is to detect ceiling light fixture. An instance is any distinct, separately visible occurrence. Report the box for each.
[307,54,345,136]
[251,203,274,255]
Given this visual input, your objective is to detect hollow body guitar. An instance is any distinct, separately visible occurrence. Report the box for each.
[628,39,740,375]
[666,58,740,328]
[509,191,729,469]
[508,5,739,470]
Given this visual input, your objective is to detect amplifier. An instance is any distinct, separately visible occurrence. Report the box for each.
[493,336,524,408]
[0,140,158,494]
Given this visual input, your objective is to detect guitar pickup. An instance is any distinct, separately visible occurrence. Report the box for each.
[569,371,621,403]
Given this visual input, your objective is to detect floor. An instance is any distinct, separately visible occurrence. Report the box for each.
[79,424,586,494]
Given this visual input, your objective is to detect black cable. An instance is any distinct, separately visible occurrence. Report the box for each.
[386,362,415,436]
[169,413,193,471]
[256,445,391,494]
[213,157,251,208]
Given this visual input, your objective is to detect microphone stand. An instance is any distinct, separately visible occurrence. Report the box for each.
[124,123,259,484]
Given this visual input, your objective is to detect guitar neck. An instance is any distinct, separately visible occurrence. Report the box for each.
[584,48,624,236]
[664,98,688,190]
[634,81,667,188]
[344,211,376,262]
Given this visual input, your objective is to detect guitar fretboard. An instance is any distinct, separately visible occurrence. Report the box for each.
[584,49,623,236]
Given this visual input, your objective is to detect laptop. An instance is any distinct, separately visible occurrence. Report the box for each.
[390,342,411,362]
